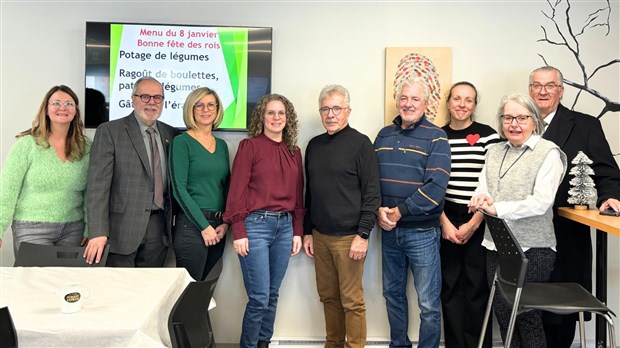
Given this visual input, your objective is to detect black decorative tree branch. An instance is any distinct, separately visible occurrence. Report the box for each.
[537,0,619,118]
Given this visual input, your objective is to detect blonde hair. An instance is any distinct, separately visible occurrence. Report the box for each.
[446,81,479,122]
[182,87,224,130]
[18,85,87,161]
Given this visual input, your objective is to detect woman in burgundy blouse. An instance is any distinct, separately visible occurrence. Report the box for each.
[224,94,304,348]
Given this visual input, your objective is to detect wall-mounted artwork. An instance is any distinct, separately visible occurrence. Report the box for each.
[536,0,618,119]
[385,47,452,127]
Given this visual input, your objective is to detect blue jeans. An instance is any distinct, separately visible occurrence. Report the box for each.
[382,226,442,348]
[12,220,84,257]
[238,211,293,348]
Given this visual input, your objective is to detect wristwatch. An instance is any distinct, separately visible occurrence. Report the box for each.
[358,231,370,240]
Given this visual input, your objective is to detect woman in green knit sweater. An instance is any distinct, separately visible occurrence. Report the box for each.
[169,87,230,281]
[0,85,90,255]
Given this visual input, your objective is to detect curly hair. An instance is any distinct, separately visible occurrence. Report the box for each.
[248,94,299,155]
[18,85,87,161]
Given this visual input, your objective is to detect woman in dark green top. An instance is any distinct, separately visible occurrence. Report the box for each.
[169,87,230,280]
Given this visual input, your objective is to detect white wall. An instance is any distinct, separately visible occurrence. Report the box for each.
[1,0,618,344]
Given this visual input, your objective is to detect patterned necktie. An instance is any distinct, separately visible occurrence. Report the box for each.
[146,127,164,209]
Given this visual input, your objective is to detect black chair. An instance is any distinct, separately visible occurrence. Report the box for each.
[478,213,616,348]
[0,307,18,348]
[14,242,109,267]
[168,259,223,348]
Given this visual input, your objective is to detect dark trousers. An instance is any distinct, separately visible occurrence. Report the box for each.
[173,213,226,281]
[543,318,577,348]
[487,248,556,348]
[106,211,167,267]
[440,203,491,348]
[543,216,592,348]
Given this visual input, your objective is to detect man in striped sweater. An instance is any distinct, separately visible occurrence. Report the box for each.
[374,77,451,348]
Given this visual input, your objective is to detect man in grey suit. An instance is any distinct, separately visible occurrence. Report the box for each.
[85,77,180,267]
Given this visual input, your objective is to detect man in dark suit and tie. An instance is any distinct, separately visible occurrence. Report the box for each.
[85,77,180,267]
[529,66,620,347]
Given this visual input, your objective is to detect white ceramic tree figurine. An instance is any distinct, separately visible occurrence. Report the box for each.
[567,151,597,209]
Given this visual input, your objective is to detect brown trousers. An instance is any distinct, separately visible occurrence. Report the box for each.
[313,231,366,348]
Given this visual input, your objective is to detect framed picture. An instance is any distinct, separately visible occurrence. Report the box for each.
[385,47,452,127]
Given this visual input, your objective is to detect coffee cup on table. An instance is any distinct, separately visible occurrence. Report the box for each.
[60,284,91,314]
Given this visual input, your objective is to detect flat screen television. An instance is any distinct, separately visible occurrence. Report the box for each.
[85,22,272,130]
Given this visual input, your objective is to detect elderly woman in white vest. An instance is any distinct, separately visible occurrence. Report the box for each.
[468,93,567,348]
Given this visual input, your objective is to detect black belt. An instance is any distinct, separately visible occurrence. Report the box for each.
[178,210,222,220]
[202,211,223,220]
[253,210,289,218]
[150,209,162,216]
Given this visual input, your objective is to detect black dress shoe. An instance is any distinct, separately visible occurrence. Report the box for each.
[257,341,270,348]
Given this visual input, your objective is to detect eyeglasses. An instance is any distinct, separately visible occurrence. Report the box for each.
[319,106,349,116]
[501,115,532,125]
[529,83,562,93]
[133,94,164,104]
[48,101,76,108]
[194,102,218,111]
[265,110,286,117]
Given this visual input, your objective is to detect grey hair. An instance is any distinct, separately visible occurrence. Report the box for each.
[495,93,546,139]
[529,66,564,87]
[318,84,350,107]
[132,76,164,97]
[396,77,430,102]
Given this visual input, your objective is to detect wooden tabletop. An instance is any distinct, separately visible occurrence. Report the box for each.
[558,207,620,236]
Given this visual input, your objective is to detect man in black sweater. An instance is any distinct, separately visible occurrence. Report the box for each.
[303,84,381,348]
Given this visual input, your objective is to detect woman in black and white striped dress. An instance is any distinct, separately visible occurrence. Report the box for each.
[439,82,500,348]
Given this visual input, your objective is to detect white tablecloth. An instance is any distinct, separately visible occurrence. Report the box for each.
[0,267,193,347]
